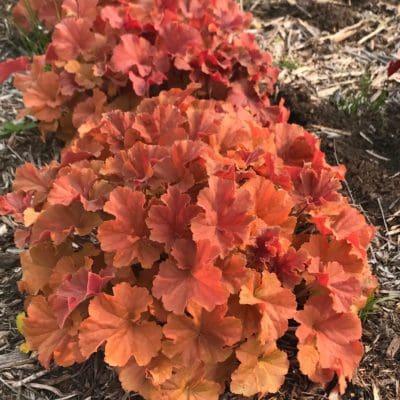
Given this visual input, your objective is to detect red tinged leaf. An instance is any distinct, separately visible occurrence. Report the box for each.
[103,142,169,189]
[146,186,200,250]
[13,163,58,204]
[79,283,162,367]
[274,123,317,166]
[152,239,229,314]
[111,34,154,75]
[48,165,112,211]
[230,337,289,397]
[271,247,308,289]
[23,296,84,368]
[162,304,242,364]
[240,270,297,342]
[50,267,112,327]
[295,296,363,393]
[191,176,253,254]
[62,0,98,21]
[294,167,342,206]
[388,59,400,77]
[0,56,30,84]
[311,201,374,252]
[0,192,32,222]
[159,15,202,58]
[111,34,169,96]
[308,260,362,313]
[98,187,161,268]
[52,17,97,61]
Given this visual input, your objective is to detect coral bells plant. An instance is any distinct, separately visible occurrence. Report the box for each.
[0,88,377,398]
[0,0,286,139]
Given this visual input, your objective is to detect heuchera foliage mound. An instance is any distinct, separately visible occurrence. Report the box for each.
[0,87,377,398]
[1,0,286,139]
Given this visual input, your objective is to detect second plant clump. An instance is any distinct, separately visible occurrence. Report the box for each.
[0,0,378,399]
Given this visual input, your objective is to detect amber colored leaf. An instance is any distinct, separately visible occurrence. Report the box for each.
[19,242,73,294]
[23,296,84,368]
[31,202,101,245]
[79,282,162,367]
[160,365,222,400]
[0,56,30,84]
[295,295,363,392]
[147,186,200,250]
[217,253,248,294]
[228,295,261,339]
[191,176,253,254]
[118,356,173,399]
[163,304,242,365]
[240,270,296,342]
[301,234,364,274]
[244,176,293,227]
[98,187,161,268]
[297,341,334,388]
[23,71,64,122]
[230,337,289,397]
[50,267,112,327]
[152,239,229,314]
[133,103,187,145]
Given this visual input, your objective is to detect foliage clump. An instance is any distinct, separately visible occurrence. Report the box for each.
[0,87,376,398]
[2,0,286,139]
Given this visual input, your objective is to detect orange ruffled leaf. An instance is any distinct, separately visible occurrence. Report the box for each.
[152,239,229,314]
[230,337,289,397]
[98,186,161,268]
[146,186,200,250]
[79,282,162,367]
[162,304,242,365]
[191,176,253,254]
[239,270,297,342]
[295,295,363,393]
[23,296,84,368]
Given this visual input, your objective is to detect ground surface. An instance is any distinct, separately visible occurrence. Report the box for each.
[0,1,399,399]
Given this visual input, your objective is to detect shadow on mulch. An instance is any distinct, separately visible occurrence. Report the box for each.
[277,82,400,224]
